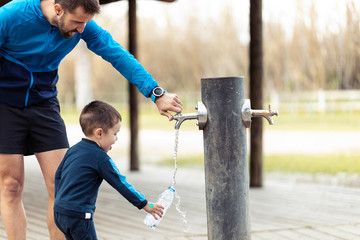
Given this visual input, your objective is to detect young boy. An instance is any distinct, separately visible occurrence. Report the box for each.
[54,100,163,239]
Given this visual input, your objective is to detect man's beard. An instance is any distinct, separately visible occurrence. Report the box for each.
[56,15,77,39]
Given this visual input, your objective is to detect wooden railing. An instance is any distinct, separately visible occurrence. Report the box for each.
[269,89,360,113]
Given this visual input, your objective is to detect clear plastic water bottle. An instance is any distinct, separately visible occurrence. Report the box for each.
[144,186,175,229]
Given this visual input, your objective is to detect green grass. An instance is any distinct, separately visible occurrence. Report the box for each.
[61,106,360,175]
[264,154,360,174]
[158,153,360,175]
[62,105,360,132]
[268,111,360,132]
[60,102,203,131]
[61,109,80,124]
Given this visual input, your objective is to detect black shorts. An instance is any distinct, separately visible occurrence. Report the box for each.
[0,97,69,156]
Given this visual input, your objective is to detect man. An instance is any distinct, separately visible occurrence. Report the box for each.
[0,0,182,239]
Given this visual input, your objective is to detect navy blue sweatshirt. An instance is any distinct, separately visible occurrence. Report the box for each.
[54,138,147,218]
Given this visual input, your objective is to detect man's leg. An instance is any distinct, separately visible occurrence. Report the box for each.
[0,154,26,240]
[36,148,67,240]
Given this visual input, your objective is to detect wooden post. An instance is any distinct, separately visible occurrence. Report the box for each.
[249,0,263,187]
[128,0,139,171]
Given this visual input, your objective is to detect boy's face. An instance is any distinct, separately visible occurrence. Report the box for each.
[99,120,121,153]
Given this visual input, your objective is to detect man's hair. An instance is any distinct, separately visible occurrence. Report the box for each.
[55,0,101,15]
[80,101,122,136]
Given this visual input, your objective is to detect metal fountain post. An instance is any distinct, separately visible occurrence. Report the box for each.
[171,76,278,240]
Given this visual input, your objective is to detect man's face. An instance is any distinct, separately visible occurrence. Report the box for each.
[56,6,94,39]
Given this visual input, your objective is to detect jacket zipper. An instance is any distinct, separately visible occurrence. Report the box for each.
[24,25,53,107]
[25,71,34,107]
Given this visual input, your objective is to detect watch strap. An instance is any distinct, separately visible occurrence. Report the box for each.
[151,90,167,103]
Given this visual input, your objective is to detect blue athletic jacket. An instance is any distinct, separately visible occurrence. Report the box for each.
[0,0,158,108]
[54,138,147,218]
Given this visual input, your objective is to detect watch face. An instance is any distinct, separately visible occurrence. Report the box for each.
[153,87,164,97]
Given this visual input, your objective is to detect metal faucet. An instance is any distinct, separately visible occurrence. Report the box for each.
[171,101,208,130]
[241,99,278,128]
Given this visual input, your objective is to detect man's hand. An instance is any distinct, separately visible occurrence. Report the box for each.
[155,93,183,120]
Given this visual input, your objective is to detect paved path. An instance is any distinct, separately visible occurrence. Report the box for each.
[0,125,359,239]
[0,158,359,239]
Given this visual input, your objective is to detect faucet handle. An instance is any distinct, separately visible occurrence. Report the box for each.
[241,99,278,128]
[251,104,278,125]
[171,101,208,130]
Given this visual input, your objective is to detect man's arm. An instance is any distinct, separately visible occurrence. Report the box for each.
[81,20,182,117]
[81,20,157,97]
[0,5,10,48]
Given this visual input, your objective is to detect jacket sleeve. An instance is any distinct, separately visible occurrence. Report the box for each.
[98,156,148,209]
[81,20,158,98]
[0,4,11,48]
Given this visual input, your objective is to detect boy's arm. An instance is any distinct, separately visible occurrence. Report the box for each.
[99,157,148,209]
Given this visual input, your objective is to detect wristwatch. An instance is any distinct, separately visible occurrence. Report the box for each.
[151,86,166,102]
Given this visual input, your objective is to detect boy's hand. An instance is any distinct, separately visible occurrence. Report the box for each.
[155,93,183,120]
[143,202,164,220]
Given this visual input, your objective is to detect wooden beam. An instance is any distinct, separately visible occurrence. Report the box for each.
[249,0,264,188]
[99,0,121,4]
[0,0,177,7]
[100,0,177,4]
[0,0,10,7]
[128,0,140,171]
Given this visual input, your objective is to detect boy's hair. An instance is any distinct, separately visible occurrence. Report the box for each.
[55,0,101,15]
[80,101,122,136]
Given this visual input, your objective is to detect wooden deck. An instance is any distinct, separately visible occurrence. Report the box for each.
[1,157,360,239]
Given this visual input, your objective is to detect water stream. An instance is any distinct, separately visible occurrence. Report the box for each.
[172,129,191,232]
[172,129,179,187]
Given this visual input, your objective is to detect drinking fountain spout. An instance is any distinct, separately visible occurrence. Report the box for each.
[241,99,278,128]
[171,101,208,130]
